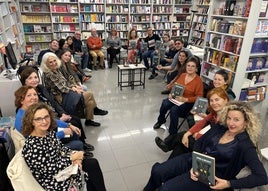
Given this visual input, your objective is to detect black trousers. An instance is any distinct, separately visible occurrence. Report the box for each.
[107,47,120,65]
[82,158,106,191]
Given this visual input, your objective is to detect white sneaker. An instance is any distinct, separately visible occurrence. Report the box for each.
[83,68,92,72]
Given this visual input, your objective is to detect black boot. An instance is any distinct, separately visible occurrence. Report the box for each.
[163,134,176,149]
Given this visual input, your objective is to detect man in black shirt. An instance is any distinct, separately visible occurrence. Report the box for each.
[142,27,161,69]
[37,39,59,65]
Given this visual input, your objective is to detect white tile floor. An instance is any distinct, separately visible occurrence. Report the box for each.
[83,66,268,191]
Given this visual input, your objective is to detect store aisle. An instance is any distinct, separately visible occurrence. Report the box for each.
[83,67,176,191]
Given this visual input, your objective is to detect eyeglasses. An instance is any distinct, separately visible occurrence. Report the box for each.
[33,115,50,123]
[175,43,182,45]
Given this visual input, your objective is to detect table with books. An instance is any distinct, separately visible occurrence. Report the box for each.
[117,64,146,90]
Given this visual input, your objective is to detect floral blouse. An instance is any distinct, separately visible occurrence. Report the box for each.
[22,131,82,191]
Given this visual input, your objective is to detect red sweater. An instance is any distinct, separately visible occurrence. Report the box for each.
[87,36,102,50]
[175,73,203,103]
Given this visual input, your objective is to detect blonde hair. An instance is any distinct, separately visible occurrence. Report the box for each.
[219,101,262,149]
[40,52,61,73]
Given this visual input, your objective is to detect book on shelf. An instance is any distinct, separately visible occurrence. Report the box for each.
[191,97,208,114]
[259,0,268,17]
[192,151,215,186]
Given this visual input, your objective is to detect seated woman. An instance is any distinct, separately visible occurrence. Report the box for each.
[58,39,90,83]
[18,66,94,151]
[105,28,122,68]
[127,28,141,64]
[144,101,268,191]
[156,87,229,158]
[14,85,84,151]
[40,52,108,127]
[22,102,107,191]
[153,56,203,145]
[186,69,236,128]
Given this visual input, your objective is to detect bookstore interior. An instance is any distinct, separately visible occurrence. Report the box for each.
[0,0,268,118]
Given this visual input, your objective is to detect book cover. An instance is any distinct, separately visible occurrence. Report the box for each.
[171,83,184,97]
[191,97,208,114]
[192,151,215,186]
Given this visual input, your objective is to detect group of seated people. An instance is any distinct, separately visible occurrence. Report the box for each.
[143,48,268,189]
[9,50,110,189]
[6,27,268,191]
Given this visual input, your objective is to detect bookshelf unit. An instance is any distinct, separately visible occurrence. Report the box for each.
[50,0,80,39]
[200,0,268,121]
[171,0,192,42]
[152,0,173,37]
[105,0,129,41]
[190,0,210,48]
[240,2,268,103]
[0,0,24,64]
[80,0,105,40]
[130,0,152,39]
[19,0,52,52]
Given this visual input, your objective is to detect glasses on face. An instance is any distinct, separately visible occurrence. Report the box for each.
[34,115,50,123]
[175,43,182,45]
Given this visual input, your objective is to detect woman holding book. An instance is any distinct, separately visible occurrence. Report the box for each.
[187,69,236,127]
[153,56,203,141]
[159,87,229,158]
[144,101,267,191]
[127,29,141,64]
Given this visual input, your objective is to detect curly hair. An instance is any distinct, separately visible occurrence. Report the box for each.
[40,52,61,73]
[219,101,262,149]
[14,86,37,109]
[206,87,229,115]
[22,102,56,136]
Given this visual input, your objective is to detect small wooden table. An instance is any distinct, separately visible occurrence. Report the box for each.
[117,64,146,90]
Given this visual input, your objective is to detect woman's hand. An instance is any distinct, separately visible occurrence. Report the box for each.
[60,113,72,122]
[182,131,192,148]
[210,177,231,190]
[69,124,81,136]
[70,151,84,161]
[175,96,187,102]
[190,168,199,181]
[64,128,73,136]
[73,159,83,169]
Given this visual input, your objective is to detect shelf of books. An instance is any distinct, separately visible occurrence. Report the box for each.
[130,1,152,39]
[171,0,192,42]
[0,0,24,61]
[20,1,52,53]
[80,0,105,40]
[50,1,79,39]
[152,1,172,37]
[201,0,257,90]
[190,0,210,48]
[240,1,268,103]
[105,1,129,42]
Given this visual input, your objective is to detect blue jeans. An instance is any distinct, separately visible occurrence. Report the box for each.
[143,153,210,191]
[81,53,89,69]
[158,98,193,134]
[63,133,84,151]
[142,50,155,68]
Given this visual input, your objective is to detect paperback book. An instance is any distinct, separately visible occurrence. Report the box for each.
[191,97,208,114]
[192,151,215,186]
[171,83,184,97]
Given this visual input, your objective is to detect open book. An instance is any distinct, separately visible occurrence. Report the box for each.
[192,151,215,186]
[191,97,208,114]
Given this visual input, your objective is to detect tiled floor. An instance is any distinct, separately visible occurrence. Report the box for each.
[83,66,268,191]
